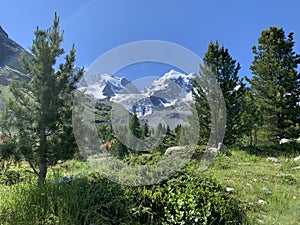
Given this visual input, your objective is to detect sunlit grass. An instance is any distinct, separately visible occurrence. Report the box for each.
[0,147,299,224]
[208,149,300,224]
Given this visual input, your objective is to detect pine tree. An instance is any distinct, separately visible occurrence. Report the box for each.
[192,63,227,147]
[203,41,245,145]
[129,113,142,139]
[2,13,83,182]
[111,138,128,159]
[142,122,150,138]
[248,26,300,142]
[240,88,262,146]
[155,123,165,138]
[192,76,211,145]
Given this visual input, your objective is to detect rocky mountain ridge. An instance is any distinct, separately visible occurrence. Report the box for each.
[0,26,31,74]
[0,26,31,109]
[79,70,196,120]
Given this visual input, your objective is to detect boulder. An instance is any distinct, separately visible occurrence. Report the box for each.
[206,143,231,156]
[207,147,218,153]
[217,143,231,156]
[165,146,186,155]
[258,199,267,205]
[266,157,280,163]
[279,138,290,144]
[294,156,300,161]
[226,187,234,192]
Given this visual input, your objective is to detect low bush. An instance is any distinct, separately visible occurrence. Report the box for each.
[133,171,246,224]
[0,164,246,224]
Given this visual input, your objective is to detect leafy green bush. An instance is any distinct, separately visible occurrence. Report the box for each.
[0,163,246,224]
[135,172,246,224]
[0,170,21,185]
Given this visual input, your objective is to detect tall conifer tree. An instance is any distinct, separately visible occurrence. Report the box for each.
[3,13,83,182]
[248,26,300,142]
[203,41,245,145]
[129,113,142,139]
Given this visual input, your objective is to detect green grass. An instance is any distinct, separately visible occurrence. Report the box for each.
[0,146,299,224]
[208,149,300,224]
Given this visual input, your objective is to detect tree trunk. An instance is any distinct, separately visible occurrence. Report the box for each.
[249,129,253,146]
[38,128,47,183]
[254,127,258,146]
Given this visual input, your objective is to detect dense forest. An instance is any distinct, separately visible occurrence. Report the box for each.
[0,14,299,224]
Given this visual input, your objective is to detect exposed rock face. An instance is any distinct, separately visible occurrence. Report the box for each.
[80,70,196,118]
[0,26,29,73]
[0,26,31,109]
[0,26,8,38]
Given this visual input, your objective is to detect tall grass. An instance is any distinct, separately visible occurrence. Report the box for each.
[0,159,247,225]
[5,143,298,224]
[0,174,138,225]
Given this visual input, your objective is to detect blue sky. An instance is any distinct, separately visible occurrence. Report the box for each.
[1,0,300,81]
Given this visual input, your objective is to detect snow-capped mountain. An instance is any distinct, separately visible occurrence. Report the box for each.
[144,70,195,101]
[147,70,195,93]
[78,73,139,100]
[79,70,196,118]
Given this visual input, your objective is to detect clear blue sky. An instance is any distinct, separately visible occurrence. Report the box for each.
[1,0,300,81]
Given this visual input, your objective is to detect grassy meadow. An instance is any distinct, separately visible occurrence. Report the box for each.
[0,145,299,224]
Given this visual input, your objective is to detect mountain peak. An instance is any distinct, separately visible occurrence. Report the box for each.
[0,26,8,38]
[0,26,28,72]
[164,69,183,77]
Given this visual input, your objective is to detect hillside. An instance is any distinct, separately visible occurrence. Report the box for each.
[0,26,31,109]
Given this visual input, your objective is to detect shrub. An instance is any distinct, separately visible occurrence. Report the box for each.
[0,163,246,224]
[0,170,21,185]
[133,170,247,224]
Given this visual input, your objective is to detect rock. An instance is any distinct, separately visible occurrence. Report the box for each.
[0,26,8,38]
[262,187,272,195]
[279,138,290,144]
[165,146,186,155]
[294,156,300,161]
[246,183,252,187]
[238,162,251,165]
[256,219,264,224]
[266,157,280,163]
[258,199,267,205]
[217,143,231,156]
[207,147,218,153]
[277,173,290,177]
[206,143,231,156]
[0,26,32,109]
[0,26,30,72]
[226,187,234,192]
